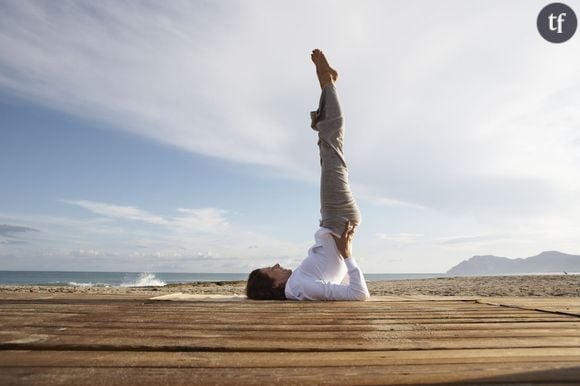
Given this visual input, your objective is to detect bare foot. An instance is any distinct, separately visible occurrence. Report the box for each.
[311,49,339,89]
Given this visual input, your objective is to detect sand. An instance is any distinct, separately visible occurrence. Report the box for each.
[0,274,578,297]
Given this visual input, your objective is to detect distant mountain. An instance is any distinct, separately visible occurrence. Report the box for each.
[446,251,580,275]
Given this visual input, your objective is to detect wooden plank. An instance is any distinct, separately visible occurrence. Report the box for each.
[15,316,570,326]
[3,325,580,340]
[0,297,495,306]
[477,298,580,316]
[0,310,88,317]
[1,348,580,368]
[11,320,580,332]
[0,293,153,301]
[1,363,579,385]
[7,311,556,321]
[10,312,578,329]
[65,315,576,325]
[54,305,574,318]
[0,300,500,309]
[0,314,85,327]
[1,306,549,315]
[0,301,501,313]
[11,300,575,318]
[1,333,580,351]
[0,305,569,316]
[371,295,484,301]
[0,304,515,313]
[3,309,576,326]
[2,314,573,326]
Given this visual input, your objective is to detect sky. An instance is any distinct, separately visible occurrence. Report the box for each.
[1,0,580,273]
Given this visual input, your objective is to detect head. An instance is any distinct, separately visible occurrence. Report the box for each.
[246,263,292,300]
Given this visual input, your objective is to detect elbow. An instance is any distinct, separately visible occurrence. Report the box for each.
[353,290,371,301]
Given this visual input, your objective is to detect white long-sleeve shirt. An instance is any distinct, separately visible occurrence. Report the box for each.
[285,227,370,301]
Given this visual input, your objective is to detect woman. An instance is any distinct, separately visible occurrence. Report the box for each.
[246,49,370,301]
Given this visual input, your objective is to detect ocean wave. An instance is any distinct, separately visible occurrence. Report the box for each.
[120,272,166,287]
[67,281,110,287]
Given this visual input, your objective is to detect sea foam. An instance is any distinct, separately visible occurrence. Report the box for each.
[67,281,110,287]
[67,281,94,287]
[120,272,166,287]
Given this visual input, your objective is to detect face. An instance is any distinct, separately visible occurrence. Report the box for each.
[260,263,292,288]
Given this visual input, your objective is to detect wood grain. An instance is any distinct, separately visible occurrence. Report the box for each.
[1,295,579,385]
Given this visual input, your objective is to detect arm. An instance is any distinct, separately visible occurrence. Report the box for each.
[332,220,354,260]
[301,256,370,301]
[307,220,370,301]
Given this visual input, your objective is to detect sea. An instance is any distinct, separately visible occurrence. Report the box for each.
[0,271,447,287]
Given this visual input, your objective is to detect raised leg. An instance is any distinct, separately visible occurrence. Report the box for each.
[310,49,361,237]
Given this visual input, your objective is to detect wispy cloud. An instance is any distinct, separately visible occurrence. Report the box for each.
[0,200,306,272]
[0,224,38,236]
[438,234,511,246]
[377,232,423,241]
[62,199,230,233]
[173,208,229,233]
[61,199,167,224]
[361,191,427,210]
[0,239,28,245]
[376,232,424,246]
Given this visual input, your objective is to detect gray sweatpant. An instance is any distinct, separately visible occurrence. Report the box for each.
[310,84,361,237]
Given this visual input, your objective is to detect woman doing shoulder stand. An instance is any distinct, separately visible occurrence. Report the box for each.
[246,49,370,301]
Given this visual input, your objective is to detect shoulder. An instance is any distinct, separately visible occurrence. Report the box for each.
[284,269,300,300]
[284,268,325,301]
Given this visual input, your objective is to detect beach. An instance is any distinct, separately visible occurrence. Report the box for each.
[1,274,578,297]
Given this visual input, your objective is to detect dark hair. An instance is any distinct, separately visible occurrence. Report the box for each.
[246,268,287,300]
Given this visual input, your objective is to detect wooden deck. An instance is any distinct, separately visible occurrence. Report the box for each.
[1,293,579,385]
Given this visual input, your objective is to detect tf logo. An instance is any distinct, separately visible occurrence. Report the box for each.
[537,3,577,43]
